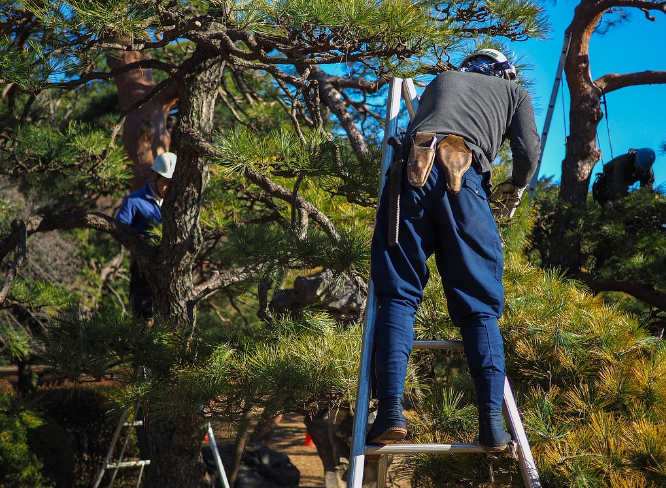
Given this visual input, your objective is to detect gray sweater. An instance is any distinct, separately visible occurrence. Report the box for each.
[405,70,541,187]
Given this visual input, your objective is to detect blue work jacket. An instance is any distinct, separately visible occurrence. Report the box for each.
[116,182,162,237]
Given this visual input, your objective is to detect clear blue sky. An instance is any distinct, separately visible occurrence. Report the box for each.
[509,2,666,189]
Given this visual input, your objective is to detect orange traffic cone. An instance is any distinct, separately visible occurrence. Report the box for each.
[303,432,315,447]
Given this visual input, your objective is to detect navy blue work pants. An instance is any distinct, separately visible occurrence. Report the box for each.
[370,161,506,413]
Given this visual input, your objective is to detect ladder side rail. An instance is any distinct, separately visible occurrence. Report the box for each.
[503,379,542,488]
[135,464,145,488]
[348,77,404,488]
[402,78,420,120]
[107,419,134,488]
[92,411,128,488]
[377,455,389,488]
[528,32,572,199]
[207,422,231,488]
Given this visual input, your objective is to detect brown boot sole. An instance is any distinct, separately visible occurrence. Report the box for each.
[368,427,408,445]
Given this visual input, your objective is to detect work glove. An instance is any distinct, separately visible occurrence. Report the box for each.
[489,179,526,220]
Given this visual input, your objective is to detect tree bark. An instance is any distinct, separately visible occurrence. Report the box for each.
[107,50,179,191]
[141,46,225,488]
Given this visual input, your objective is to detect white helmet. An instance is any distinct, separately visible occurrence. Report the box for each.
[151,152,177,179]
[459,48,517,80]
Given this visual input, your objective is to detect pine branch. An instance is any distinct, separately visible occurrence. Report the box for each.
[0,214,152,268]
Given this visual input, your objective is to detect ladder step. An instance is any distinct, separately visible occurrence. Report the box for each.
[106,460,151,469]
[366,442,485,455]
[123,420,144,427]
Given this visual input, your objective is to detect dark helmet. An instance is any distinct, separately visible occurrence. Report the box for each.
[459,48,517,81]
[635,148,656,171]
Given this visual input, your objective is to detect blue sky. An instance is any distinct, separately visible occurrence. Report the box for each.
[510,2,666,189]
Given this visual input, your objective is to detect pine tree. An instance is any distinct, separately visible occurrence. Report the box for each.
[0,1,548,486]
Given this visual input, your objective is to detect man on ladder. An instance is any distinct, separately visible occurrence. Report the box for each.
[367,48,541,452]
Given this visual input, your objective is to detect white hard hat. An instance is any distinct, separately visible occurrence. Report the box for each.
[151,152,177,179]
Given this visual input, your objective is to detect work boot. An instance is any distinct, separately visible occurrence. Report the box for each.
[366,397,407,445]
[478,410,512,453]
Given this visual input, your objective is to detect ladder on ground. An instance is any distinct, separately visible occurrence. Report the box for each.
[92,409,150,488]
[93,410,230,488]
[347,77,541,488]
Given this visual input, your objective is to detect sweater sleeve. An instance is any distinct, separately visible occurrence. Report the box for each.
[640,169,655,189]
[507,91,541,188]
[116,197,135,226]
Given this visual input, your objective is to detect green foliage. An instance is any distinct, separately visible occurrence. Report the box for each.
[10,121,130,212]
[0,393,74,488]
[530,186,666,333]
[395,209,666,486]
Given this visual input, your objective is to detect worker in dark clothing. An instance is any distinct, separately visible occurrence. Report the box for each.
[366,49,540,452]
[116,152,177,319]
[592,148,656,207]
[115,152,176,460]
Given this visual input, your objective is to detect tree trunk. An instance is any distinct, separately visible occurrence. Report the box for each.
[304,409,378,488]
[558,4,605,208]
[144,412,207,488]
[108,50,179,191]
[140,46,225,488]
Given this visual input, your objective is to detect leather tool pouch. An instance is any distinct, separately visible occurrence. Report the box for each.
[436,134,473,194]
[406,132,437,188]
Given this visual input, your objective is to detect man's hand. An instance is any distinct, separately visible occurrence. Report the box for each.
[489,179,526,220]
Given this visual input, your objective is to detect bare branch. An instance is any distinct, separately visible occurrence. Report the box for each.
[245,168,340,242]
[188,264,267,313]
[0,213,150,265]
[177,131,341,241]
[308,66,368,157]
[596,70,666,93]
[570,270,666,311]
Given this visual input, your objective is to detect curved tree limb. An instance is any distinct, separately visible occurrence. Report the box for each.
[244,168,340,242]
[570,270,666,311]
[596,70,666,93]
[187,264,268,322]
[178,128,341,242]
[0,213,151,266]
[308,66,368,158]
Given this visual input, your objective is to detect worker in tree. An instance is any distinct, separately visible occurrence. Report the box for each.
[116,152,177,319]
[367,49,540,452]
[592,148,657,207]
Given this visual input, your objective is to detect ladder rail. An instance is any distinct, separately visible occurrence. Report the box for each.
[504,380,541,488]
[528,32,572,199]
[107,419,134,488]
[206,422,231,488]
[347,76,404,487]
[92,411,128,488]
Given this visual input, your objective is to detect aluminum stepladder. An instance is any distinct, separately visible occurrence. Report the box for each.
[347,77,542,488]
[92,409,151,488]
[93,410,230,488]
